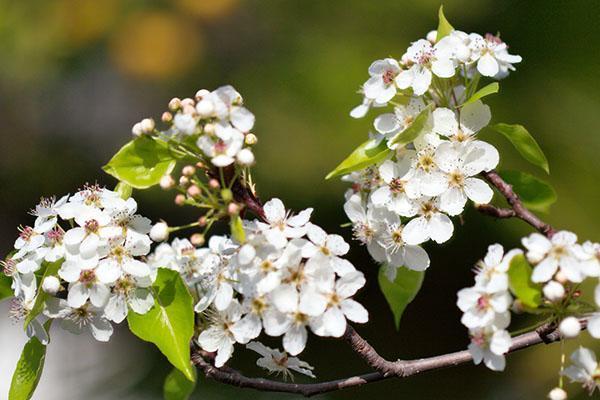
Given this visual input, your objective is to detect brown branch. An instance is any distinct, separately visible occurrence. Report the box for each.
[480,170,556,237]
[195,321,584,397]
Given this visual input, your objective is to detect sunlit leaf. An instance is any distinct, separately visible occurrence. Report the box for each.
[436,5,454,42]
[378,266,425,330]
[115,182,133,199]
[508,253,542,308]
[389,103,433,147]
[499,170,557,213]
[325,139,391,180]
[164,367,197,400]
[127,268,195,381]
[461,82,499,106]
[24,260,63,330]
[490,123,550,174]
[103,136,177,189]
[230,215,246,244]
[9,333,48,400]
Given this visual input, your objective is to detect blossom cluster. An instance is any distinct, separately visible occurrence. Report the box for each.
[148,198,368,368]
[5,185,156,343]
[457,244,518,371]
[133,85,257,168]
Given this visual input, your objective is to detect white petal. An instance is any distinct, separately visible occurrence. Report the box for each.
[335,271,365,299]
[90,317,113,342]
[439,187,467,216]
[464,178,493,204]
[341,299,368,323]
[123,259,151,277]
[89,284,110,307]
[432,108,458,138]
[460,101,491,135]
[263,198,286,223]
[531,257,558,283]
[427,213,454,244]
[271,285,299,313]
[477,53,499,77]
[214,283,234,311]
[403,245,430,271]
[322,307,346,337]
[67,282,89,308]
[411,67,432,96]
[283,325,307,356]
[402,217,429,245]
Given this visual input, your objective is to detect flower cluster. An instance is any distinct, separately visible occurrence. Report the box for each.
[133,85,257,168]
[5,185,156,342]
[457,244,519,371]
[148,198,368,368]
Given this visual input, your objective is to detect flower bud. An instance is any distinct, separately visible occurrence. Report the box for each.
[187,185,201,197]
[244,133,258,145]
[559,317,581,338]
[132,122,143,137]
[168,97,181,111]
[181,98,195,108]
[190,233,205,246]
[547,387,567,400]
[543,281,565,302]
[198,216,207,227]
[42,276,60,295]
[195,161,205,169]
[182,165,196,177]
[203,123,215,135]
[161,111,173,123]
[208,179,220,189]
[196,99,215,118]
[236,148,255,166]
[183,104,196,115]
[179,176,190,186]
[150,222,169,242]
[175,194,186,206]
[195,89,210,100]
[228,202,241,215]
[221,188,233,202]
[140,118,155,133]
[555,270,568,284]
[426,30,437,43]
[160,175,175,190]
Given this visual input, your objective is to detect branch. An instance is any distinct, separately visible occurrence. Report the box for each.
[194,321,583,397]
[480,170,556,237]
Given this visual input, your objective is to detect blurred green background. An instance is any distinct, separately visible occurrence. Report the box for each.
[1,0,599,399]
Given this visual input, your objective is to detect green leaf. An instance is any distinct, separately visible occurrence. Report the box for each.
[508,253,542,308]
[1,271,12,302]
[436,5,454,42]
[325,139,391,180]
[127,268,195,381]
[461,82,499,106]
[230,215,246,244]
[24,259,63,330]
[9,334,48,400]
[389,103,433,147]
[103,136,177,189]
[378,266,425,330]
[499,170,557,213]
[115,182,133,199]
[490,123,550,174]
[164,367,197,400]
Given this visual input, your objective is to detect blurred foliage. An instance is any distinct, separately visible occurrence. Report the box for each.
[0,0,599,399]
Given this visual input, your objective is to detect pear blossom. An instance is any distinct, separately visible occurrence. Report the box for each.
[401,197,454,245]
[474,245,522,292]
[431,100,491,143]
[362,58,401,103]
[104,275,154,323]
[246,341,316,379]
[44,298,113,342]
[562,347,600,394]
[197,301,243,367]
[256,198,313,249]
[468,327,511,371]
[370,158,419,215]
[469,33,522,78]
[522,231,582,283]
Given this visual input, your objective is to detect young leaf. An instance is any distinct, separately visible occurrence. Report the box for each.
[128,268,195,381]
[115,182,133,199]
[461,82,499,106]
[508,253,542,308]
[378,266,425,330]
[103,136,177,189]
[389,103,433,147]
[436,5,454,42]
[490,123,550,174]
[499,170,557,213]
[1,271,12,302]
[325,138,391,180]
[24,259,63,329]
[164,367,197,400]
[9,335,48,400]
[230,215,246,244]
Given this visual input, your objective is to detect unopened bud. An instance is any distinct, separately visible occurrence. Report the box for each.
[543,281,565,302]
[228,202,241,215]
[195,89,210,100]
[150,222,169,242]
[160,175,175,190]
[175,194,186,206]
[182,165,196,177]
[190,233,205,246]
[203,123,215,135]
[559,316,581,338]
[555,270,568,284]
[162,111,173,123]
[132,122,143,137]
[187,185,201,197]
[547,387,567,400]
[198,216,208,227]
[208,179,220,189]
[183,104,196,115]
[244,133,258,145]
[195,161,205,169]
[511,299,524,314]
[42,276,60,295]
[140,118,155,133]
[236,148,255,166]
[181,98,195,108]
[426,30,437,43]
[221,188,233,202]
[196,99,215,118]
[179,176,190,186]
[168,97,181,111]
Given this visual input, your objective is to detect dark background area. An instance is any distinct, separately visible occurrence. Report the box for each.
[0,1,599,399]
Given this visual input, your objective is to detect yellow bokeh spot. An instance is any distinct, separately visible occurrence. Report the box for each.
[109,11,203,80]
[55,0,120,47]
[175,0,239,20]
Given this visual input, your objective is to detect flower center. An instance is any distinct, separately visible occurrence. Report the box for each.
[382,69,397,85]
[420,201,437,218]
[251,297,267,315]
[476,295,490,310]
[389,178,405,193]
[418,153,436,172]
[449,171,465,187]
[79,269,97,286]
[84,220,99,234]
[18,226,35,241]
